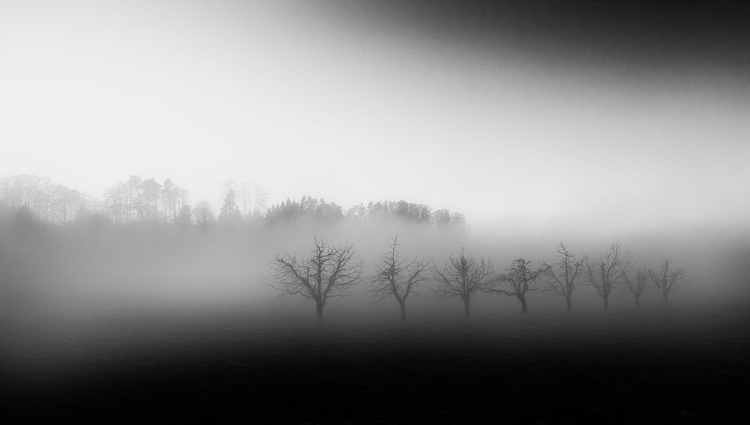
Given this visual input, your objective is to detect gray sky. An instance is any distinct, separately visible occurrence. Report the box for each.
[1,0,748,231]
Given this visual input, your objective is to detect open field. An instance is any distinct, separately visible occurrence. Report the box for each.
[3,301,749,424]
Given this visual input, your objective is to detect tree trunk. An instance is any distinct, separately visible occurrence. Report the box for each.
[663,291,668,306]
[603,296,609,310]
[316,302,324,325]
[565,296,572,312]
[399,302,407,321]
[519,295,528,314]
[463,297,470,318]
[635,295,641,308]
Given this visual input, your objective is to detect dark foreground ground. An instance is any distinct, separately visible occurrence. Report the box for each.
[2,303,749,424]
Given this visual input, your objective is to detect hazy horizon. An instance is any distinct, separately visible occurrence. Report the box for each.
[2,0,749,234]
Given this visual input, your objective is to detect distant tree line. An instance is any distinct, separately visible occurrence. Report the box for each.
[265,197,466,228]
[268,237,687,323]
[0,175,467,230]
[265,196,344,224]
[0,174,193,225]
[103,176,193,224]
[0,175,89,223]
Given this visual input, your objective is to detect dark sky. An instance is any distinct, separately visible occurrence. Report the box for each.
[321,0,750,78]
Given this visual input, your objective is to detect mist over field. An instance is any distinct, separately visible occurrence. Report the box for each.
[1,209,748,318]
[2,0,749,423]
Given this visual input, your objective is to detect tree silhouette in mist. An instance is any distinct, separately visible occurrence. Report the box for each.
[584,242,626,310]
[434,249,493,318]
[542,242,584,312]
[267,236,363,324]
[649,260,686,306]
[370,236,432,320]
[493,258,545,314]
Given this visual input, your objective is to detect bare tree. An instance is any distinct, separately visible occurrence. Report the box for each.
[620,259,650,308]
[370,236,432,320]
[434,249,493,318]
[493,258,544,314]
[541,242,584,312]
[649,260,686,306]
[267,237,363,324]
[584,242,626,310]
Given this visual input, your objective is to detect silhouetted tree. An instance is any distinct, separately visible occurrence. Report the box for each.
[584,242,626,310]
[493,258,544,314]
[542,242,584,312]
[434,249,493,318]
[649,260,686,306]
[621,262,650,308]
[370,236,432,320]
[267,237,363,324]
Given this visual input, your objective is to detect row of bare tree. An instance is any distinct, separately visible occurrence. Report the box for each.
[267,237,687,323]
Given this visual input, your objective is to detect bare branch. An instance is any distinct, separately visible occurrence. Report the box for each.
[583,242,626,309]
[541,241,584,302]
[491,258,545,314]
[369,235,433,319]
[648,259,686,306]
[265,236,363,323]
[433,249,493,318]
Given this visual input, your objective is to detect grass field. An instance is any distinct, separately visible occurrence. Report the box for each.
[3,301,749,424]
